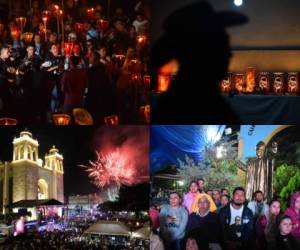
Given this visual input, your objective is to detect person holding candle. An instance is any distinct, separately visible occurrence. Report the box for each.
[42,43,64,113]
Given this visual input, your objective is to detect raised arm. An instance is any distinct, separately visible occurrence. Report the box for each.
[237,160,248,172]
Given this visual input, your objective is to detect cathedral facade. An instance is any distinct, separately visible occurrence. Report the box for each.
[0,130,64,218]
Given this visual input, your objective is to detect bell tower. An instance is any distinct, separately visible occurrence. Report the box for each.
[44,146,64,202]
[12,130,40,202]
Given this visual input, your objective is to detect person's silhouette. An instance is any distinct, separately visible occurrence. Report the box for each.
[151,1,248,123]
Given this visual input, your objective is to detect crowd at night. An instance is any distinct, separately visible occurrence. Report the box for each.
[150,179,300,250]
[0,0,150,124]
[2,217,148,249]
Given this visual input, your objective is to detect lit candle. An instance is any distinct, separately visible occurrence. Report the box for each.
[104,115,119,125]
[140,105,150,124]
[52,114,71,125]
[16,17,27,33]
[288,72,299,94]
[97,19,108,32]
[136,35,147,46]
[11,28,20,39]
[157,74,171,93]
[143,75,151,90]
[273,72,284,94]
[220,73,232,93]
[245,67,256,93]
[114,54,125,66]
[234,74,245,94]
[87,8,95,20]
[258,72,270,94]
[22,32,33,44]
[75,22,84,34]
[63,42,73,56]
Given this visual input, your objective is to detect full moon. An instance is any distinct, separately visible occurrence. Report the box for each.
[234,0,243,6]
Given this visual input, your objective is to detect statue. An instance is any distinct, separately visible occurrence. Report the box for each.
[238,141,277,202]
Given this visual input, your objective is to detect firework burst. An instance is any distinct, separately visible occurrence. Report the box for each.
[80,150,136,189]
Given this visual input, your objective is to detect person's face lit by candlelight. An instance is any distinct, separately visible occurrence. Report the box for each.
[50,44,59,57]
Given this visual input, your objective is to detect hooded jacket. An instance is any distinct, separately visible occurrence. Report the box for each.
[284,192,300,240]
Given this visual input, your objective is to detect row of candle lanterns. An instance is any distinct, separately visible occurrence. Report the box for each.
[10,5,112,42]
[0,105,151,126]
[220,67,300,95]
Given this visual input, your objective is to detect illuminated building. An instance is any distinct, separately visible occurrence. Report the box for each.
[0,130,64,220]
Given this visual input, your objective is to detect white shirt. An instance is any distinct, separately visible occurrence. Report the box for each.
[230,204,244,225]
[132,19,148,34]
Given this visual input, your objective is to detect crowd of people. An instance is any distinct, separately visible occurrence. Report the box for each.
[0,0,150,124]
[150,178,300,250]
[2,218,149,249]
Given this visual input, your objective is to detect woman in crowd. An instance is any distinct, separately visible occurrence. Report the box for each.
[183,181,200,214]
[274,215,300,250]
[191,193,217,214]
[256,199,281,250]
[284,192,300,241]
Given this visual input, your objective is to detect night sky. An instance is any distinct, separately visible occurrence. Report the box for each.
[0,126,149,197]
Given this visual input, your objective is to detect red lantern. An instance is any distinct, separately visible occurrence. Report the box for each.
[15,17,26,32]
[63,42,74,56]
[75,23,84,34]
[131,73,142,83]
[42,10,50,21]
[87,8,95,20]
[52,114,71,125]
[73,44,81,55]
[22,32,33,44]
[11,28,21,39]
[97,19,108,32]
